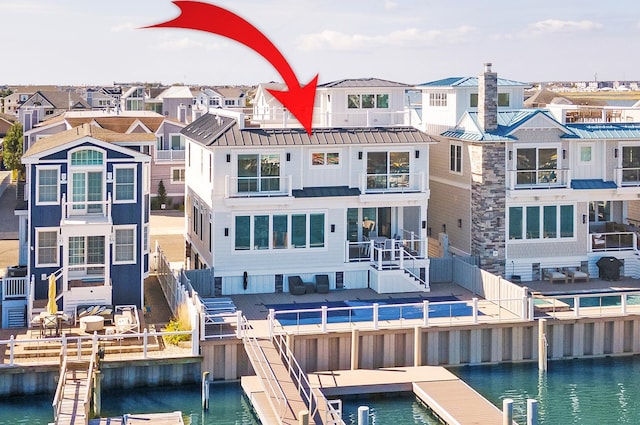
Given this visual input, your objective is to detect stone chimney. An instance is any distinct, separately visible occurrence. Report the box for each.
[478,62,497,131]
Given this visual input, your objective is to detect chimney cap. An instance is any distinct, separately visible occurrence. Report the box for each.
[484,63,492,72]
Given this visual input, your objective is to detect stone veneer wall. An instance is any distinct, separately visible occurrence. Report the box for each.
[470,141,506,276]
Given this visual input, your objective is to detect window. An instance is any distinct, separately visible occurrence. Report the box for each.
[498,93,510,107]
[36,229,58,266]
[114,227,135,263]
[366,151,410,189]
[509,205,574,240]
[156,135,164,151]
[225,99,234,106]
[171,168,186,183]
[347,94,390,109]
[580,146,592,162]
[68,235,105,273]
[37,167,59,204]
[170,134,184,150]
[71,150,103,165]
[589,201,611,223]
[209,98,219,106]
[429,92,447,107]
[516,148,558,185]
[237,153,280,192]
[114,166,135,202]
[311,152,340,166]
[470,93,478,107]
[234,212,326,251]
[450,144,462,174]
[143,224,149,253]
[622,146,640,184]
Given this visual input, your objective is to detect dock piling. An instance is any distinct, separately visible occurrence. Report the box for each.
[527,399,538,425]
[202,371,210,410]
[502,398,513,425]
[358,406,370,425]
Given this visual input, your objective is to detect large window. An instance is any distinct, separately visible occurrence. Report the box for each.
[37,167,59,204]
[69,149,104,214]
[450,143,462,174]
[71,150,103,166]
[237,153,280,192]
[347,94,389,109]
[68,235,105,274]
[429,92,447,107]
[114,227,135,263]
[366,151,410,189]
[516,148,558,185]
[170,134,184,150]
[622,146,640,184]
[36,229,58,266]
[234,212,325,251]
[114,166,135,202]
[498,93,510,107]
[509,205,574,240]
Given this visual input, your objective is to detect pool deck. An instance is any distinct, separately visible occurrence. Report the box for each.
[517,276,640,295]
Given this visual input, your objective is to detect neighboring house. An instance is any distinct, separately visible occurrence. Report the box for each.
[194,87,248,110]
[17,90,91,123]
[155,86,193,124]
[13,123,152,325]
[252,78,417,129]
[0,113,16,137]
[428,64,640,282]
[181,110,434,295]
[2,86,58,116]
[84,86,122,110]
[121,86,148,112]
[22,110,186,205]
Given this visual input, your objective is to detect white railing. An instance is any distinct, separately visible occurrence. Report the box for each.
[241,316,288,421]
[272,333,345,424]
[589,231,637,252]
[268,297,529,336]
[507,168,570,190]
[344,237,427,263]
[252,106,413,128]
[359,172,426,194]
[0,327,198,367]
[225,175,293,198]
[531,291,640,320]
[155,149,185,162]
[616,167,640,187]
[61,192,112,220]
[1,276,28,300]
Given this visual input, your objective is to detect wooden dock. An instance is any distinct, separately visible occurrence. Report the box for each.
[307,366,506,425]
[88,411,184,424]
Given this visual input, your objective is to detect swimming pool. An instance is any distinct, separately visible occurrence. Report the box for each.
[535,288,640,309]
[266,296,480,326]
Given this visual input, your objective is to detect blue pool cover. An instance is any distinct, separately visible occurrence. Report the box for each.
[266,296,481,326]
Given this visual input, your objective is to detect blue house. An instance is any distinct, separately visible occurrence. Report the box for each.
[20,123,152,320]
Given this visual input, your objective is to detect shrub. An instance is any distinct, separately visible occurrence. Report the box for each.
[163,304,192,346]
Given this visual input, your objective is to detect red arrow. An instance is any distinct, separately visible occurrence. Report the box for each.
[145,1,317,135]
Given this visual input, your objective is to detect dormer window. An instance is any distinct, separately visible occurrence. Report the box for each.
[429,93,447,107]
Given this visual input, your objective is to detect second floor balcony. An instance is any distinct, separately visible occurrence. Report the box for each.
[61,193,112,224]
[155,149,185,162]
[360,172,426,194]
[507,169,570,191]
[616,167,640,187]
[225,175,293,198]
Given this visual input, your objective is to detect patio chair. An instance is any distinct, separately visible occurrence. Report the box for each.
[565,267,590,284]
[315,274,330,294]
[288,276,308,295]
[114,305,140,334]
[544,268,567,284]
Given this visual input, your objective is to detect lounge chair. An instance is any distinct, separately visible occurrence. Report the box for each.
[565,267,590,284]
[544,268,567,284]
[114,305,140,334]
[288,276,308,295]
[316,274,330,294]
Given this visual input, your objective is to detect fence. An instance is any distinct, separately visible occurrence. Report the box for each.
[183,268,214,297]
[531,291,640,320]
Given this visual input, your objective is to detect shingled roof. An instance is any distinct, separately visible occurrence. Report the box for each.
[182,114,436,147]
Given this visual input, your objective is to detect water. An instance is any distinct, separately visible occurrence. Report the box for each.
[3,356,640,424]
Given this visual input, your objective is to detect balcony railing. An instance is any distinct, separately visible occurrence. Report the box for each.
[590,231,637,252]
[507,168,570,190]
[616,167,640,187]
[61,193,112,221]
[359,172,426,194]
[251,106,414,128]
[1,276,28,300]
[225,175,292,198]
[155,149,185,162]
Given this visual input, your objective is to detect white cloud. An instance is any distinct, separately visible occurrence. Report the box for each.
[297,26,473,51]
[529,19,603,34]
[384,1,399,9]
[0,1,59,14]
[111,22,136,33]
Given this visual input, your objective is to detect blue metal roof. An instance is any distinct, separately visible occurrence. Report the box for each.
[571,179,617,190]
[417,76,530,88]
[440,109,557,142]
[565,123,640,139]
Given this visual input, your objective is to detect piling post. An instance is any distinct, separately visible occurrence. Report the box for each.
[527,399,538,425]
[351,328,359,370]
[414,326,422,367]
[93,370,102,417]
[298,410,309,425]
[358,406,370,425]
[538,319,547,371]
[502,398,513,425]
[372,303,379,330]
[321,306,328,333]
[202,371,210,410]
[422,300,429,327]
[9,335,14,366]
[472,298,479,323]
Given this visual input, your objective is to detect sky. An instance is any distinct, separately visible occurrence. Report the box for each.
[2,0,639,87]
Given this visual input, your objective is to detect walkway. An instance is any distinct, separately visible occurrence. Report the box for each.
[54,359,92,425]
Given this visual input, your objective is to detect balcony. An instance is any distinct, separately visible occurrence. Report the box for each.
[615,167,640,187]
[251,106,415,128]
[155,149,185,162]
[61,193,112,224]
[360,172,426,194]
[225,175,293,198]
[507,169,570,191]
[546,104,640,124]
[590,231,637,252]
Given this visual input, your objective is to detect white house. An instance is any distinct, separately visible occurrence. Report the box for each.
[181,110,435,295]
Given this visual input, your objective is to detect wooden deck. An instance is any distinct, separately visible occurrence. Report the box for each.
[308,366,507,425]
[88,411,184,424]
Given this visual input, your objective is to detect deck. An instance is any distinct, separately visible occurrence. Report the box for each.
[55,360,91,425]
